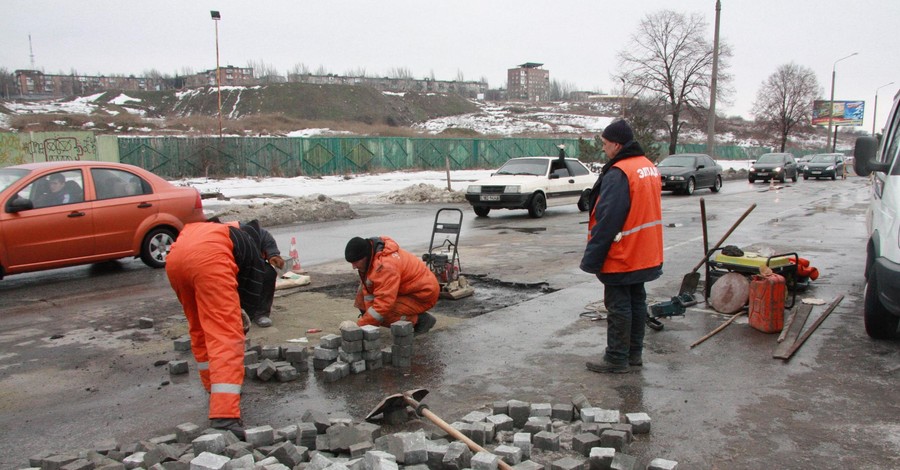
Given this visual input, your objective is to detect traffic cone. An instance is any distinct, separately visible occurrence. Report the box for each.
[289,236,305,274]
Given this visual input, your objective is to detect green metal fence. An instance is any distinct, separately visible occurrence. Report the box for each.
[117,136,582,178]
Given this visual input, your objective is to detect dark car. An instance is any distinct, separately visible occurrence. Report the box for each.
[657,153,723,195]
[802,153,845,180]
[749,153,798,183]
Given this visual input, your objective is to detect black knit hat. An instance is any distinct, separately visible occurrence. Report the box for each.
[345,237,370,262]
[601,119,634,145]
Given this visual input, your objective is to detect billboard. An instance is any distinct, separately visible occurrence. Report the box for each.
[812,100,865,126]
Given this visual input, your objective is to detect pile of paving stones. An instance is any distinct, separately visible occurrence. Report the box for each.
[24,393,679,470]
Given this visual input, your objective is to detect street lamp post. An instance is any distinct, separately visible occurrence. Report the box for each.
[706,0,721,158]
[872,81,895,136]
[211,10,223,139]
[826,52,858,152]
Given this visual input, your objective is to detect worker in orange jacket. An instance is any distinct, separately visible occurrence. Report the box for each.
[166,219,271,436]
[345,236,439,334]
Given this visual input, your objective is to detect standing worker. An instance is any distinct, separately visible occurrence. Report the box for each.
[580,119,664,373]
[166,219,271,435]
[345,236,439,334]
[222,219,284,328]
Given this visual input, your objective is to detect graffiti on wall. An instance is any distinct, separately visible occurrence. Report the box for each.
[0,132,99,167]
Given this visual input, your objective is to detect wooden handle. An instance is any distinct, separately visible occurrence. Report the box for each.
[690,311,746,348]
[420,408,514,470]
[690,203,757,272]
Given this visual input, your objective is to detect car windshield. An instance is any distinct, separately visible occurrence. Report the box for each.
[659,155,696,167]
[809,155,838,163]
[0,168,30,193]
[756,154,785,164]
[494,159,549,176]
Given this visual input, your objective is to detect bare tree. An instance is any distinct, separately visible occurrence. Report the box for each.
[550,79,577,100]
[288,63,310,80]
[616,10,731,155]
[344,67,368,78]
[314,65,330,76]
[752,63,820,152]
[246,59,281,82]
[0,67,16,98]
[455,69,465,82]
[388,67,414,79]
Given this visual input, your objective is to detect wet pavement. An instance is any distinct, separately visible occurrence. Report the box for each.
[1,177,898,469]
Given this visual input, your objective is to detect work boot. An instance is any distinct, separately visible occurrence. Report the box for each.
[210,418,245,439]
[241,310,251,334]
[629,354,643,367]
[254,315,272,328]
[414,312,437,335]
[585,359,629,374]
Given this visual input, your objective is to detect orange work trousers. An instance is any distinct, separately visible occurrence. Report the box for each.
[166,223,245,419]
[356,286,439,328]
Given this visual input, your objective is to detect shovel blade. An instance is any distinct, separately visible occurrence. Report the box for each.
[679,272,700,296]
[365,388,430,422]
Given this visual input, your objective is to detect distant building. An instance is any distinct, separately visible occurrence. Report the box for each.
[14,69,168,98]
[507,63,550,102]
[287,73,487,98]
[183,66,255,88]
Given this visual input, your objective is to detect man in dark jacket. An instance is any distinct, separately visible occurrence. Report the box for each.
[580,119,664,373]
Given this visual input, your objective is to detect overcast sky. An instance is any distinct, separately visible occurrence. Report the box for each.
[3,1,899,130]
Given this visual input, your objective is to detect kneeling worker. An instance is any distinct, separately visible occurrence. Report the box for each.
[166,219,272,436]
[345,236,439,334]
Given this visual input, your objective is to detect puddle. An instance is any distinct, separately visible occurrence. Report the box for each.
[491,226,547,235]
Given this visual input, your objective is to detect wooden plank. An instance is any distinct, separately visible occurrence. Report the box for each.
[775,295,844,361]
[772,304,812,357]
[690,311,746,348]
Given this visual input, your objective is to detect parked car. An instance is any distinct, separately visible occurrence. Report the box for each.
[853,88,900,339]
[801,153,845,180]
[0,161,206,279]
[795,155,813,168]
[749,153,799,183]
[657,153,723,195]
[465,155,595,218]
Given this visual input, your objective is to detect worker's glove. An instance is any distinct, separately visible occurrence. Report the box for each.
[269,255,286,270]
[358,309,365,318]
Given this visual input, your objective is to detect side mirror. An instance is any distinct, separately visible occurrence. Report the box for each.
[7,197,34,213]
[697,164,706,170]
[549,173,560,180]
[854,136,887,176]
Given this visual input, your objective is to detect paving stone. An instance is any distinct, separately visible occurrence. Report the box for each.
[392,334,414,347]
[335,346,363,363]
[513,460,545,470]
[139,317,154,329]
[486,414,514,432]
[176,423,203,444]
[340,323,364,341]
[492,401,509,415]
[350,441,374,458]
[529,403,552,417]
[337,361,351,377]
[551,403,574,422]
[426,442,448,468]
[224,454,254,469]
[319,334,341,349]
[260,345,281,360]
[450,422,474,440]
[350,360,366,374]
[374,431,427,464]
[342,340,364,353]
[609,453,637,470]
[599,430,628,453]
[242,350,259,365]
[314,357,336,370]
[363,349,382,361]
[256,359,278,381]
[391,344,413,357]
[580,408,619,424]
[366,357,383,370]
[647,458,678,470]
[296,422,319,447]
[323,363,343,382]
[391,355,411,368]
[390,321,413,337]
[192,433,227,455]
[523,416,551,435]
[190,451,230,470]
[346,457,366,470]
[168,360,189,375]
[122,452,147,469]
[460,410,489,423]
[224,441,254,459]
[493,445,522,465]
[268,441,306,467]
[276,425,298,442]
[471,421,495,446]
[364,450,397,470]
[610,424,633,443]
[552,456,586,470]
[624,413,651,434]
[442,441,472,470]
[571,393,592,413]
[61,458,93,470]
[471,451,500,470]
[244,363,259,380]
[512,432,532,459]
[572,432,602,456]
[284,347,309,364]
[174,336,191,352]
[363,339,381,351]
[276,365,299,382]
[360,325,381,340]
[589,447,615,470]
[326,423,380,453]
[533,430,560,451]
[315,346,340,361]
[242,425,274,448]
[380,347,392,363]
[507,400,531,428]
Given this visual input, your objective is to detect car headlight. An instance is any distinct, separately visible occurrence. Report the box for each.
[774,167,783,173]
[826,165,834,171]
[671,176,685,181]
[467,185,481,194]
[802,165,808,171]
[750,166,756,172]
[504,185,521,193]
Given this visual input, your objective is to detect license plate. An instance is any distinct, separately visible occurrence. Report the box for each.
[811,171,821,175]
[758,172,769,176]
[480,195,500,201]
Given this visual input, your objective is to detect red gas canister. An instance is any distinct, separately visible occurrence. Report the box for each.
[748,273,786,333]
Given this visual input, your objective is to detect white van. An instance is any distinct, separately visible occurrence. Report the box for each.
[854,88,900,339]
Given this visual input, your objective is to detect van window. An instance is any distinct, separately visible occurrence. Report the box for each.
[880,102,900,176]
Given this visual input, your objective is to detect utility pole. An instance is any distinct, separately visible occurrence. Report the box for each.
[211,11,223,139]
[29,34,35,69]
[826,52,858,151]
[706,0,721,158]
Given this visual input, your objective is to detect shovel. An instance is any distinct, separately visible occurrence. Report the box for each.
[365,388,513,470]
[678,203,757,296]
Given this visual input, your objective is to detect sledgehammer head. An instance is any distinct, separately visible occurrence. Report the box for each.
[364,388,429,423]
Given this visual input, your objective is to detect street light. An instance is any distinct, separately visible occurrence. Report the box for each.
[826,52,858,152]
[872,81,895,136]
[211,10,223,138]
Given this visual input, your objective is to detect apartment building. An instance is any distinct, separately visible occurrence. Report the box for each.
[507,63,549,102]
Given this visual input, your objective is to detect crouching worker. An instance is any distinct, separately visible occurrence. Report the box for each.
[345,236,439,334]
[165,219,271,436]
[224,220,284,328]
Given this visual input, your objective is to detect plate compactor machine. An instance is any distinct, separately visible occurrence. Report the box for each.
[421,208,474,300]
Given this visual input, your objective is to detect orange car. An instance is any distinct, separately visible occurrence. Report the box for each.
[0,161,206,279]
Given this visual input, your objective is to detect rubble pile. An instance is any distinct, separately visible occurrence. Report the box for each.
[24,393,679,470]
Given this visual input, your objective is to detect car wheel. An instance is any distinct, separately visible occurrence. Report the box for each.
[527,192,546,218]
[803,174,809,180]
[711,175,722,193]
[749,176,755,183]
[831,173,837,181]
[684,177,695,195]
[577,190,591,212]
[864,273,900,339]
[473,206,490,217]
[140,227,177,269]
[779,172,786,183]
[791,171,797,183]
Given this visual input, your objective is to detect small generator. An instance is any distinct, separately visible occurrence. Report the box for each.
[422,208,474,300]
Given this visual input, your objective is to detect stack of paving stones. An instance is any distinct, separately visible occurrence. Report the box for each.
[24,395,678,470]
[171,335,308,383]
[388,321,414,368]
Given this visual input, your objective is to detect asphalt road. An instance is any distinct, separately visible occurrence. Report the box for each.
[1,177,898,469]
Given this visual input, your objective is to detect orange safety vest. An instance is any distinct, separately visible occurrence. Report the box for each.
[589,156,664,274]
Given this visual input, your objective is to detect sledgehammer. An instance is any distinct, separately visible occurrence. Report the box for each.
[365,388,513,470]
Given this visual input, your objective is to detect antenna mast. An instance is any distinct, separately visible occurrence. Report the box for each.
[29,34,35,69]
